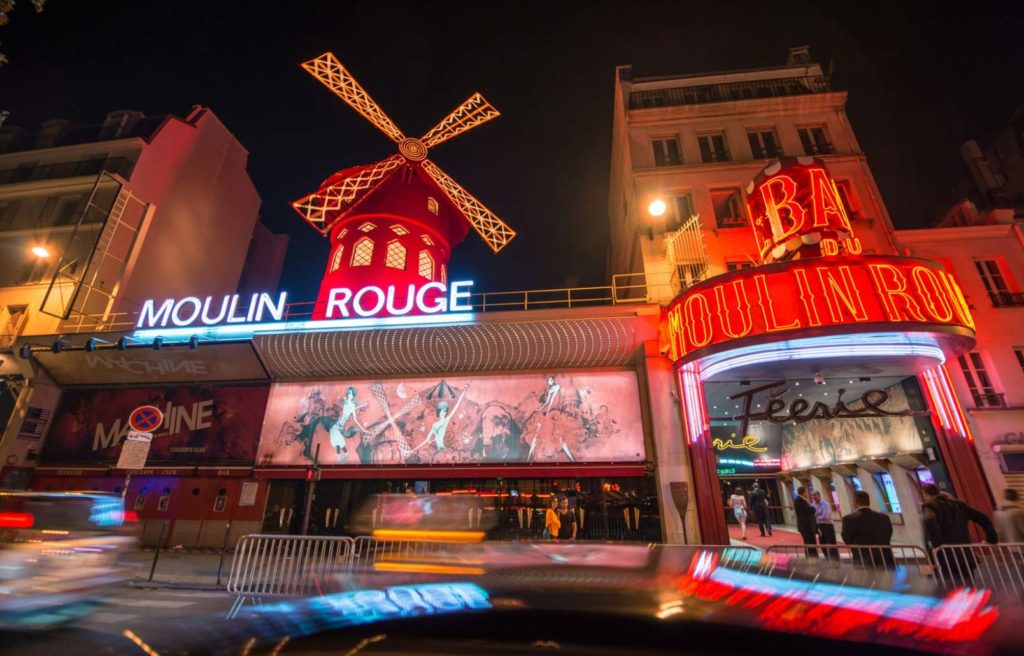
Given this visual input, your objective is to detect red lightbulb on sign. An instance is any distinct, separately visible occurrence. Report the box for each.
[746,157,862,264]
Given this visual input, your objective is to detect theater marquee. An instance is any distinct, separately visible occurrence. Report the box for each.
[665,254,975,362]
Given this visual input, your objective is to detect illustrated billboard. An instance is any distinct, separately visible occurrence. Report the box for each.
[256,371,646,466]
[42,384,270,465]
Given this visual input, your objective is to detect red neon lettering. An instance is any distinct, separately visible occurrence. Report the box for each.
[911,266,953,322]
[819,238,840,256]
[666,304,685,361]
[867,264,926,322]
[940,271,976,330]
[815,265,868,323]
[683,292,714,349]
[753,274,800,332]
[759,175,807,242]
[808,168,852,230]
[845,237,863,255]
[713,280,753,338]
[791,268,822,327]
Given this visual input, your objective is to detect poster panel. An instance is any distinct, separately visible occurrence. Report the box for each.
[42,384,270,465]
[256,371,646,466]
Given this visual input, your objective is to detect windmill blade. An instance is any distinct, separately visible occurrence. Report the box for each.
[420,92,500,149]
[292,154,405,231]
[421,159,516,253]
[302,52,406,143]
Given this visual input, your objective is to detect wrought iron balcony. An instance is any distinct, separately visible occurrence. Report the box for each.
[629,75,832,110]
[0,156,135,187]
[989,291,1024,307]
[973,392,1007,409]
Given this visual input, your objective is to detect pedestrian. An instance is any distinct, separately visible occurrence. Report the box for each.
[750,482,772,537]
[556,496,577,540]
[922,484,998,584]
[729,487,751,540]
[994,488,1024,543]
[794,486,818,557]
[841,490,894,568]
[812,490,838,560]
[543,497,560,540]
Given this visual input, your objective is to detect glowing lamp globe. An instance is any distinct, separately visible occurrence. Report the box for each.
[648,199,667,217]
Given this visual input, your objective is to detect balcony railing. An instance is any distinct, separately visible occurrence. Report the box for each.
[0,157,135,187]
[989,291,1024,308]
[973,392,1007,409]
[629,75,832,110]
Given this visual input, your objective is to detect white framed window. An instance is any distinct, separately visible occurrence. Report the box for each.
[975,259,1013,306]
[418,250,434,279]
[665,193,695,231]
[384,240,407,269]
[797,125,833,155]
[710,188,745,228]
[351,237,374,266]
[698,132,730,163]
[652,136,682,167]
[958,351,1003,408]
[746,129,781,159]
[330,245,345,272]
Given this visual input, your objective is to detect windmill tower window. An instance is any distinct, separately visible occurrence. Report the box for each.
[385,240,407,269]
[421,234,434,246]
[330,245,345,271]
[351,237,374,266]
[358,222,376,233]
[418,250,434,279]
[390,224,410,235]
[427,197,439,215]
[441,264,447,284]
[336,228,349,241]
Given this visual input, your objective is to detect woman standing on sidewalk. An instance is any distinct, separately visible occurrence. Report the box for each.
[729,487,751,540]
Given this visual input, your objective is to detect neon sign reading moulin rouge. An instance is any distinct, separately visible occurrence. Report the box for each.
[136,281,474,329]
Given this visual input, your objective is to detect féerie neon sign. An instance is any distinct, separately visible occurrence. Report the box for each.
[136,280,474,329]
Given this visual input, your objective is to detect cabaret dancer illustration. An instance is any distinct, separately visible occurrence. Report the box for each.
[539,376,562,415]
[280,388,330,461]
[412,384,469,453]
[328,386,367,464]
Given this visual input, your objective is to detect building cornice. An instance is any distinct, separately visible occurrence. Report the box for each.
[894,224,1017,241]
[625,91,848,123]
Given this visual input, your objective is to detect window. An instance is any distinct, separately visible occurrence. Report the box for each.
[797,126,833,155]
[834,180,860,219]
[652,137,682,167]
[871,472,902,514]
[441,264,447,285]
[665,193,695,231]
[914,467,936,487]
[698,132,730,163]
[358,222,376,233]
[710,188,745,228]
[747,129,781,159]
[958,352,1003,407]
[726,261,754,272]
[0,200,22,231]
[847,476,863,493]
[427,197,439,215]
[421,234,434,246]
[351,238,374,266]
[330,245,345,272]
[336,228,348,241]
[1015,347,1024,373]
[974,259,1018,306]
[390,224,410,236]
[384,240,407,269]
[418,250,434,279]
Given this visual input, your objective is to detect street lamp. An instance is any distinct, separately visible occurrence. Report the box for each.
[31,246,50,258]
[647,199,667,217]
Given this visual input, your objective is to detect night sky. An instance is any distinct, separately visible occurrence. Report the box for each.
[2,1,1021,300]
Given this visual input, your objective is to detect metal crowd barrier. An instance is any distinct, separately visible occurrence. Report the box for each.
[348,534,478,571]
[932,543,1024,602]
[760,544,933,577]
[226,534,354,618]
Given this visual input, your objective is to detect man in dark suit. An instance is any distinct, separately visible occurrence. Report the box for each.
[841,490,895,568]
[793,486,818,557]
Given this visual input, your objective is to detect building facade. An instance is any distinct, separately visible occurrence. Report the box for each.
[0,107,284,488]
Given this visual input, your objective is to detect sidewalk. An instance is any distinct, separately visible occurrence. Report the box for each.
[123,549,232,589]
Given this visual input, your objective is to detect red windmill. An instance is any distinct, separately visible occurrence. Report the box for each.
[293,53,516,319]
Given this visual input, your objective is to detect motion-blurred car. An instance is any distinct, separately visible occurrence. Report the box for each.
[0,491,137,628]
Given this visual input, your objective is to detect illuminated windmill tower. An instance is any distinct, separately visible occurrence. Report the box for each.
[293,53,516,318]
